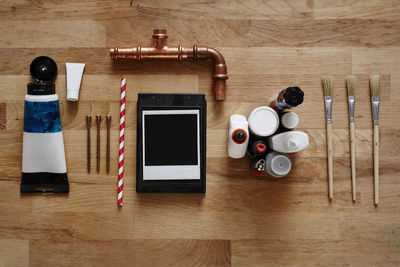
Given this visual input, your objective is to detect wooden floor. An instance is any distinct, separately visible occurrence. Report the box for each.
[1,1,400,266]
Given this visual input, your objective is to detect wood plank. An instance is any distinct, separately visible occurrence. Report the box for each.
[391,76,400,101]
[315,0,400,19]
[30,239,231,267]
[30,182,136,213]
[0,74,198,102]
[0,48,210,75]
[0,103,5,130]
[220,47,352,75]
[0,0,133,20]
[0,0,312,20]
[353,47,400,101]
[0,156,22,181]
[353,47,400,74]
[359,173,400,212]
[232,238,400,266]
[133,209,340,240]
[131,0,312,20]
[0,47,352,75]
[249,19,400,47]
[0,182,32,214]
[0,212,134,241]
[107,18,400,47]
[340,211,400,243]
[0,21,106,48]
[0,239,29,267]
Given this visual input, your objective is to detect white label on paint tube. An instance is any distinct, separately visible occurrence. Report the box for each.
[22,132,67,173]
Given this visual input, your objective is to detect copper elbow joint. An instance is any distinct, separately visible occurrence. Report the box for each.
[109,29,228,100]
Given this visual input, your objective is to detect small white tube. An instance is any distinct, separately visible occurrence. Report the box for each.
[228,114,249,159]
[66,63,85,101]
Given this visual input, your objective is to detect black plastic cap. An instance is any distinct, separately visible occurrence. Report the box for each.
[30,56,57,83]
[28,56,57,95]
[284,86,304,107]
[233,130,246,144]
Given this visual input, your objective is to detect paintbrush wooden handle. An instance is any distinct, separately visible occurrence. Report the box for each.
[327,122,333,200]
[374,124,379,205]
[350,122,356,201]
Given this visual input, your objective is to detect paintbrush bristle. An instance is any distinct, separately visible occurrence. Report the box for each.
[346,75,356,96]
[370,75,381,97]
[322,75,333,97]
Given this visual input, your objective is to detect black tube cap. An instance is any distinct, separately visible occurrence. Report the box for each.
[28,56,57,95]
[284,86,304,107]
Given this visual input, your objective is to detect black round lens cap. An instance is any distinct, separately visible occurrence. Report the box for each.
[30,56,58,84]
[284,86,304,107]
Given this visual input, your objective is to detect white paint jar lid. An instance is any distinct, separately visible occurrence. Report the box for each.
[281,112,299,129]
[248,106,279,137]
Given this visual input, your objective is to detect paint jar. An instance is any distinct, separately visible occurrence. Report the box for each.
[267,131,309,153]
[228,114,249,159]
[264,151,292,178]
[247,137,268,158]
[279,111,299,130]
[21,56,69,193]
[270,86,304,110]
[248,106,279,137]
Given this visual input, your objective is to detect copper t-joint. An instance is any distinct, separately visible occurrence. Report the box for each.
[110,29,228,100]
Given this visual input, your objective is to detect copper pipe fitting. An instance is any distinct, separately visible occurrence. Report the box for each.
[110,29,228,100]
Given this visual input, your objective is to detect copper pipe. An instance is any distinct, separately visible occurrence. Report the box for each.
[110,29,228,100]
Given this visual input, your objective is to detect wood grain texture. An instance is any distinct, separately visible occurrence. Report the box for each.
[30,239,231,267]
[315,0,400,19]
[0,21,106,48]
[0,239,29,267]
[107,17,400,47]
[0,0,312,20]
[0,103,5,130]
[0,0,400,266]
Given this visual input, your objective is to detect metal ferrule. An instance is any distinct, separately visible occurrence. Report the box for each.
[371,96,380,125]
[324,96,333,123]
[348,96,355,122]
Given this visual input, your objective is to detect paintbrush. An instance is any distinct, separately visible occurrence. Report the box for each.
[322,75,334,200]
[346,75,356,201]
[370,75,380,205]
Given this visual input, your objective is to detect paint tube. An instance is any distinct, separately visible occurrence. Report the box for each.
[21,56,69,193]
[66,63,85,101]
[270,86,304,110]
[228,114,249,159]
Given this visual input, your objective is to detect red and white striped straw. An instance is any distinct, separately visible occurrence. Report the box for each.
[118,77,126,206]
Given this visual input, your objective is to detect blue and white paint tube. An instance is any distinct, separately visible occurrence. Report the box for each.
[21,56,69,193]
